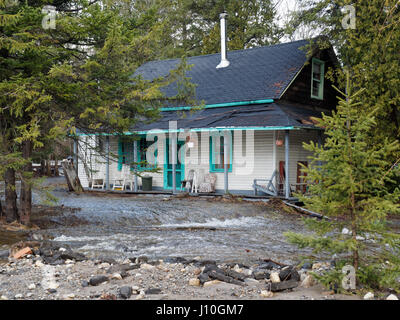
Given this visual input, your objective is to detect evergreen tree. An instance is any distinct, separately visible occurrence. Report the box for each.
[285,72,400,291]
[286,0,400,142]
[0,0,196,224]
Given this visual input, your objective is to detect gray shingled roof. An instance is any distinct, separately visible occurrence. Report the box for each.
[134,39,309,107]
[133,101,322,132]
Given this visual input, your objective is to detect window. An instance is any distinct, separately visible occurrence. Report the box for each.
[118,138,134,171]
[137,136,157,171]
[311,58,325,100]
[118,136,157,171]
[209,133,232,172]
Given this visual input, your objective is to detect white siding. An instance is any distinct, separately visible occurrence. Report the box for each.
[77,129,319,193]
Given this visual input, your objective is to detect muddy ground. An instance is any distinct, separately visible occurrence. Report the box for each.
[0,178,395,300]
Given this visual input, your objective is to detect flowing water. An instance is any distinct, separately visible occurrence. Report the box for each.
[34,190,316,265]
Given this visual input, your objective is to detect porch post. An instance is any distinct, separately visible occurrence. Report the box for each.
[285,130,290,199]
[224,131,229,194]
[172,132,177,194]
[105,136,110,190]
[133,139,138,192]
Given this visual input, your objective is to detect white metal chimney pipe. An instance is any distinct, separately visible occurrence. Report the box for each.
[216,12,230,69]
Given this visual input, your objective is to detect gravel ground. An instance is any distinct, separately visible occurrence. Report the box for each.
[0,253,361,300]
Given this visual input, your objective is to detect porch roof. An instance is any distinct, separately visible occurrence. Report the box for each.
[132,101,324,133]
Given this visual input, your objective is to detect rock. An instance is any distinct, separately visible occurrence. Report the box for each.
[253,270,270,280]
[63,293,75,300]
[0,295,9,300]
[270,279,299,292]
[260,290,274,298]
[301,262,312,270]
[100,293,117,300]
[136,293,145,300]
[26,293,33,298]
[270,272,281,283]
[244,278,259,284]
[14,294,23,299]
[300,275,315,288]
[312,262,322,270]
[35,260,44,267]
[13,247,32,259]
[136,256,149,264]
[189,278,201,286]
[342,228,351,235]
[198,272,210,284]
[81,280,89,287]
[47,288,57,294]
[28,283,36,290]
[203,280,222,287]
[363,292,374,300]
[89,275,108,286]
[145,288,162,294]
[140,263,156,271]
[279,266,300,281]
[258,261,283,270]
[164,257,187,264]
[386,294,398,300]
[111,273,123,280]
[65,259,74,265]
[120,286,133,299]
[98,262,110,269]
[107,264,138,276]
[0,250,9,259]
[60,250,86,262]
[193,268,201,275]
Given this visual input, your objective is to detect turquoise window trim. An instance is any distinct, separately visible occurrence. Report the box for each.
[136,136,158,172]
[118,136,158,172]
[209,132,233,173]
[118,137,134,171]
[311,57,325,100]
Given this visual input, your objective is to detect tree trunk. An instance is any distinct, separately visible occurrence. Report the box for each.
[40,159,46,176]
[20,140,32,225]
[54,155,59,176]
[4,167,18,223]
[46,157,51,176]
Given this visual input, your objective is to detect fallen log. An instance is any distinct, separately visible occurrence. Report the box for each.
[62,160,83,192]
[268,279,299,292]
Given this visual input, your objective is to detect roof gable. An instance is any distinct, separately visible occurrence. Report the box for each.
[134,39,310,107]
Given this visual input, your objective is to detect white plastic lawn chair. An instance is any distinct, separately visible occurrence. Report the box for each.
[113,165,128,191]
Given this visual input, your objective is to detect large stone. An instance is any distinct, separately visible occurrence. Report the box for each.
[89,275,109,286]
[386,294,398,300]
[270,272,281,283]
[189,278,201,286]
[145,288,162,294]
[203,280,222,288]
[60,250,86,262]
[119,286,133,299]
[300,275,315,288]
[198,272,210,284]
[260,290,274,298]
[253,270,270,280]
[363,292,374,300]
[140,263,156,271]
[279,266,300,282]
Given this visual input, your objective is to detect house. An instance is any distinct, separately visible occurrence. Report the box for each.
[75,15,338,199]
